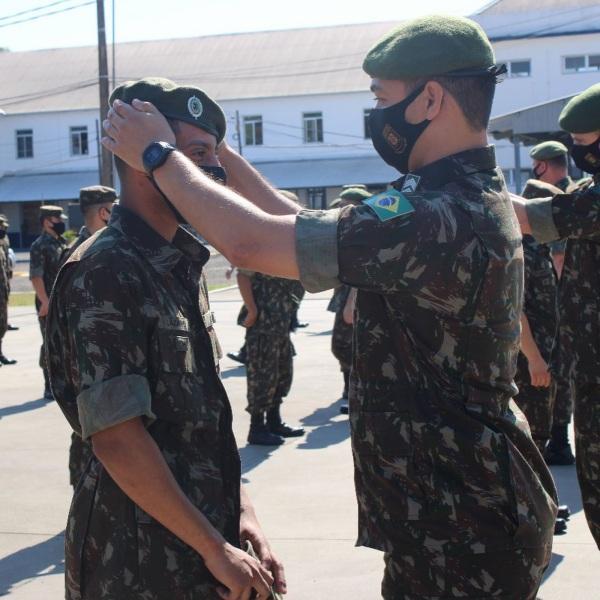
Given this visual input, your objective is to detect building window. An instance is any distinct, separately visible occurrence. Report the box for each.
[16,129,33,159]
[307,187,326,209]
[303,112,323,143]
[504,59,531,77]
[243,115,263,146]
[563,54,600,74]
[70,126,89,156]
[363,109,372,139]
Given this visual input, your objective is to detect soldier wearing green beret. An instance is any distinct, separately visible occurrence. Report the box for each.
[29,204,67,399]
[0,214,18,336]
[46,78,285,600]
[514,82,600,550]
[103,15,557,598]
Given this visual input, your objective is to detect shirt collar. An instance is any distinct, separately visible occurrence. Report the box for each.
[394,146,498,193]
[108,205,210,275]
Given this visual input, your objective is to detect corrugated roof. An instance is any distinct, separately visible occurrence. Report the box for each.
[0,21,396,114]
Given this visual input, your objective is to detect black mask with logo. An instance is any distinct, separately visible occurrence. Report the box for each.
[51,221,66,236]
[570,136,600,175]
[368,85,431,174]
[201,165,227,186]
[532,163,547,180]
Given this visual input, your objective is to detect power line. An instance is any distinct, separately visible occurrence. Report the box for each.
[0,0,94,29]
[0,0,77,22]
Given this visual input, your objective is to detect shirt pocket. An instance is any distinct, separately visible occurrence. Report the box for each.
[157,327,195,374]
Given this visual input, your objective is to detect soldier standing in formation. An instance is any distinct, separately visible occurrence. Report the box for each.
[62,185,117,489]
[513,82,600,550]
[29,205,67,399]
[0,214,16,366]
[527,141,577,465]
[0,215,18,336]
[237,264,306,445]
[47,78,285,599]
[103,15,557,598]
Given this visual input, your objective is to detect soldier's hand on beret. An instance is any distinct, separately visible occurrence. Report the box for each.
[102,99,175,172]
[509,193,532,235]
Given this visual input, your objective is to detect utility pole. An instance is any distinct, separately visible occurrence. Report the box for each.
[96,0,113,187]
[235,110,243,156]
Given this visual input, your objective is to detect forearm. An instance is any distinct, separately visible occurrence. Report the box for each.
[237,272,257,312]
[219,143,300,216]
[92,418,224,559]
[31,277,48,304]
[154,151,299,278]
[520,313,543,363]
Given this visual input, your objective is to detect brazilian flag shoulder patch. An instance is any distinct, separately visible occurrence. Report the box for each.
[363,189,415,222]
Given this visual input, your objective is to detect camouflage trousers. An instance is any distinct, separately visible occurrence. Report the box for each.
[38,315,48,374]
[514,355,556,453]
[552,373,573,427]
[0,295,7,342]
[331,311,352,373]
[69,432,93,488]
[573,381,600,549]
[382,545,550,599]
[245,331,293,415]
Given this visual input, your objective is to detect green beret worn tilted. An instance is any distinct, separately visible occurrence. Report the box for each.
[79,185,118,210]
[110,77,227,144]
[559,83,600,134]
[529,141,568,161]
[40,205,66,219]
[363,15,495,80]
[339,187,372,203]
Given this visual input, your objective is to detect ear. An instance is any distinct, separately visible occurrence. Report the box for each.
[423,81,444,120]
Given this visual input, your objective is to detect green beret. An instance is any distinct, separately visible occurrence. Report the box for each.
[559,84,600,134]
[40,205,66,219]
[363,15,495,80]
[340,187,372,203]
[0,214,8,227]
[522,179,562,200]
[329,198,342,209]
[341,183,367,190]
[529,141,568,161]
[110,77,226,144]
[79,185,117,210]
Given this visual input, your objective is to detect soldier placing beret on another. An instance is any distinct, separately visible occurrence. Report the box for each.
[47,78,285,600]
[513,82,600,551]
[102,16,557,599]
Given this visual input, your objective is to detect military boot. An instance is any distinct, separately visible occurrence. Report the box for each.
[545,424,575,466]
[266,405,305,437]
[248,413,284,446]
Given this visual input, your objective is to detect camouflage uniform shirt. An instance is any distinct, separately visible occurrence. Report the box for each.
[296,147,557,556]
[46,205,241,599]
[29,230,67,308]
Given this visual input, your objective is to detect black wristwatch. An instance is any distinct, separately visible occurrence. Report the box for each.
[142,141,176,176]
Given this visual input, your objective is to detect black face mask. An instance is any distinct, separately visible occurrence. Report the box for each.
[200,165,227,186]
[571,136,600,174]
[368,85,431,174]
[51,221,66,236]
[532,163,547,180]
[101,209,112,227]
[0,230,6,239]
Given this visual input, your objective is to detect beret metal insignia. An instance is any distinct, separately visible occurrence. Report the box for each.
[188,96,203,120]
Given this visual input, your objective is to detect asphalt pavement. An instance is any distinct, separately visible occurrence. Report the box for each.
[0,287,598,599]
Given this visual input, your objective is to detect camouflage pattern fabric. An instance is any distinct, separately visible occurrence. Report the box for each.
[0,247,8,342]
[514,182,560,452]
[382,545,550,599]
[239,273,301,415]
[530,173,600,548]
[62,225,92,264]
[68,432,93,488]
[296,147,557,595]
[46,205,241,598]
[328,286,353,373]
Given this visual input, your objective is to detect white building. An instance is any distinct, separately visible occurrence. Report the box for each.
[0,0,599,247]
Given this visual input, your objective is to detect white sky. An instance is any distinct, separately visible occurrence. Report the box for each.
[0,0,488,52]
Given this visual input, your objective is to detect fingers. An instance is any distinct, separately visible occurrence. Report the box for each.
[270,557,287,594]
[131,98,160,113]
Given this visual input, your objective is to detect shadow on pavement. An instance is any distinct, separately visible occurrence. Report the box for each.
[239,444,280,478]
[541,552,564,586]
[304,329,333,337]
[0,396,53,420]
[551,464,583,516]
[0,531,65,595]
[297,398,350,450]
[220,365,246,379]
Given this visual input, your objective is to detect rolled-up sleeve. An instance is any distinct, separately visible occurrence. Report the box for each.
[295,209,341,292]
[525,197,560,244]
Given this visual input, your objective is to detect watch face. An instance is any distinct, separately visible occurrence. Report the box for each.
[149,147,161,161]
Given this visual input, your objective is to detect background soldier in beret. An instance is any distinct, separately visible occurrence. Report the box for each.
[60,185,116,490]
[525,141,577,466]
[0,215,18,334]
[514,82,600,550]
[47,78,285,599]
[29,205,67,399]
[103,15,558,598]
